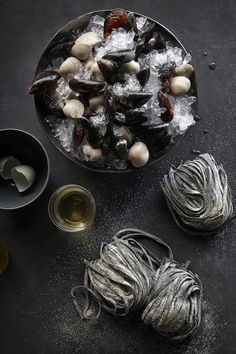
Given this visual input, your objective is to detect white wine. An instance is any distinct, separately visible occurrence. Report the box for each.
[48,185,95,232]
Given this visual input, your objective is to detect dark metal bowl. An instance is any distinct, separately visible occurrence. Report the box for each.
[0,129,50,210]
[34,9,197,173]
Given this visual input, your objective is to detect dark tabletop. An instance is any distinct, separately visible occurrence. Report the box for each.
[0,1,236,353]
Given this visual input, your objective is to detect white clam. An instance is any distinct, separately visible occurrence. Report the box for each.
[89,96,104,111]
[83,144,103,161]
[128,142,149,168]
[0,156,21,180]
[59,57,81,76]
[63,99,84,119]
[76,32,102,46]
[174,64,194,78]
[91,61,105,82]
[170,76,191,96]
[71,43,92,61]
[122,60,140,74]
[11,165,36,192]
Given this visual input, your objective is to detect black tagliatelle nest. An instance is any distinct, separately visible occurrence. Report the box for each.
[161,153,234,236]
[71,229,202,341]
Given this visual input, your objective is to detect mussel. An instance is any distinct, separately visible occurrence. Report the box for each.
[104,8,128,39]
[136,67,150,87]
[103,50,135,64]
[134,124,172,152]
[80,117,104,148]
[157,90,174,123]
[97,59,124,84]
[28,70,61,95]
[69,79,105,93]
[113,126,132,159]
[118,92,152,108]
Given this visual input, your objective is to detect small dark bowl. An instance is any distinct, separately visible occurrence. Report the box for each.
[0,129,50,210]
[34,9,198,172]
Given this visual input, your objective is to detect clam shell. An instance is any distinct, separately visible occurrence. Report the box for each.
[122,60,140,74]
[71,43,92,61]
[91,61,105,82]
[89,96,104,111]
[0,156,21,180]
[63,99,84,119]
[59,57,81,76]
[170,76,191,96]
[76,31,102,46]
[128,142,149,168]
[11,165,36,192]
[174,64,194,78]
[83,144,103,161]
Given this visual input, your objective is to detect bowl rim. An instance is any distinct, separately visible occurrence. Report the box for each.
[0,128,50,210]
[34,9,198,174]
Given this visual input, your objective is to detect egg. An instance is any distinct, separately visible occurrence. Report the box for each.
[11,165,36,192]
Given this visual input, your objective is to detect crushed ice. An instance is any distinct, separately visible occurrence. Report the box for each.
[48,14,196,155]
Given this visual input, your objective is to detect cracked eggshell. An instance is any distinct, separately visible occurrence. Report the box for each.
[128,142,149,168]
[75,31,102,46]
[0,156,21,180]
[63,99,84,119]
[11,165,36,192]
[170,76,191,96]
[59,57,81,76]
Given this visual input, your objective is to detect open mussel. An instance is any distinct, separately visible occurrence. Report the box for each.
[28,70,61,95]
[118,92,152,108]
[104,8,128,39]
[113,126,132,159]
[136,67,150,87]
[69,79,105,93]
[80,117,104,148]
[158,90,174,123]
[97,59,124,84]
[103,50,135,64]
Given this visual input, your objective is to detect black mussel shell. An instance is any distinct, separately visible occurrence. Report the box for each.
[69,79,105,93]
[103,50,135,63]
[135,124,172,151]
[118,92,152,108]
[104,88,117,119]
[28,70,61,95]
[80,117,104,148]
[143,32,166,53]
[136,67,150,87]
[97,59,124,84]
[114,112,126,125]
[114,139,129,159]
[124,12,138,34]
[125,109,148,125]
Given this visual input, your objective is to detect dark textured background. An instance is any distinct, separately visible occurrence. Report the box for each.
[0,1,236,353]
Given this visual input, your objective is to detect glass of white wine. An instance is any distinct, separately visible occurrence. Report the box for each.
[48,185,96,232]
